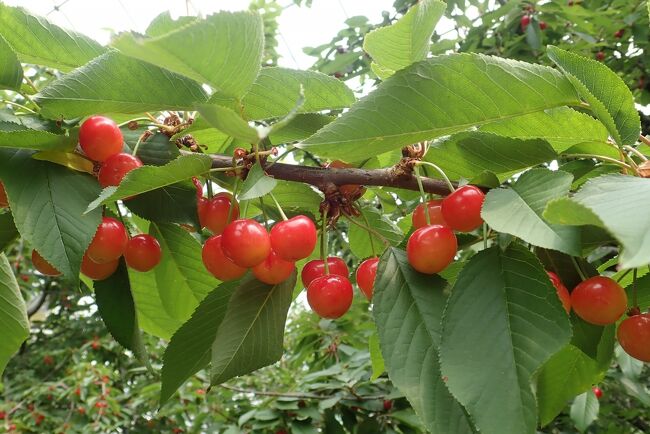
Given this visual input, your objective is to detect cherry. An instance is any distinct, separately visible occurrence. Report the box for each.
[412,199,447,229]
[32,249,61,276]
[0,181,8,207]
[252,250,295,284]
[199,192,239,234]
[202,235,247,281]
[98,153,143,188]
[571,276,627,325]
[43,355,54,365]
[441,185,485,232]
[614,28,624,38]
[356,257,379,300]
[301,257,349,288]
[539,20,547,30]
[0,411,5,420]
[617,313,650,362]
[307,274,353,319]
[592,387,603,399]
[546,271,571,314]
[79,116,124,162]
[406,225,457,274]
[124,234,161,272]
[81,254,119,280]
[270,215,318,261]
[221,219,271,267]
[596,51,606,61]
[86,217,128,264]
[383,400,393,411]
[520,15,531,30]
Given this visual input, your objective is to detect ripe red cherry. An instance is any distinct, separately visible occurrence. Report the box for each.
[199,193,239,234]
[383,400,393,411]
[441,185,485,232]
[539,20,547,30]
[520,15,531,30]
[356,257,379,300]
[221,219,271,267]
[202,235,247,281]
[32,249,61,276]
[81,254,119,280]
[617,313,650,362]
[252,250,295,284]
[592,387,603,399]
[86,217,129,264]
[270,215,317,261]
[301,257,349,288]
[406,225,457,274]
[614,28,624,38]
[571,276,627,325]
[98,153,142,188]
[412,199,447,229]
[0,182,8,207]
[546,271,571,314]
[124,234,161,272]
[79,116,124,162]
[596,51,606,61]
[307,274,353,319]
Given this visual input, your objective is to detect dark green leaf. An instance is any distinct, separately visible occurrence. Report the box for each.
[125,182,200,229]
[0,253,28,375]
[0,212,18,251]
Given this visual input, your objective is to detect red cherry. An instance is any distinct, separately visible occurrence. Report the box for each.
[617,313,650,362]
[43,355,54,365]
[383,400,393,411]
[301,258,349,288]
[412,199,447,229]
[98,153,142,188]
[252,250,295,284]
[79,116,124,162]
[546,271,571,314]
[520,15,531,30]
[81,254,119,280]
[86,217,128,264]
[91,341,100,350]
[406,225,457,274]
[0,182,8,207]
[592,387,603,399]
[270,215,318,261]
[221,219,271,267]
[8,423,16,431]
[596,51,606,61]
[571,276,627,325]
[539,20,547,30]
[0,410,5,420]
[441,185,485,232]
[199,193,239,234]
[202,235,247,281]
[307,275,353,319]
[614,28,624,38]
[124,234,161,272]
[32,249,61,276]
[356,258,379,300]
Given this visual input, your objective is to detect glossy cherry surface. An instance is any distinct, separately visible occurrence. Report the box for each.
[202,235,247,281]
[441,185,485,232]
[221,219,271,267]
[0,182,8,207]
[199,192,239,234]
[80,254,119,280]
[86,217,129,264]
[32,249,61,276]
[79,116,123,162]
[406,225,457,274]
[98,153,142,188]
[307,274,353,319]
[546,271,571,314]
[356,257,379,300]
[125,234,161,272]
[592,387,603,399]
[412,199,447,229]
[571,276,627,325]
[270,215,317,261]
[252,250,295,284]
[617,313,650,362]
[301,257,349,288]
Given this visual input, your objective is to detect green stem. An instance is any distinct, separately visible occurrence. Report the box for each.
[483,223,489,250]
[226,178,240,224]
[269,192,288,221]
[205,177,213,199]
[2,99,37,114]
[623,145,648,161]
[413,166,431,226]
[415,161,456,193]
[117,117,152,128]
[115,203,131,238]
[321,214,329,275]
[259,197,269,231]
[131,133,145,156]
[571,256,587,281]
[242,200,250,218]
[345,215,390,248]
[360,212,377,257]
[632,268,638,309]
[209,166,244,173]
[562,153,633,170]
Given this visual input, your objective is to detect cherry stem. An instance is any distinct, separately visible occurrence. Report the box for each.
[639,135,650,146]
[208,166,243,173]
[117,117,152,128]
[131,133,146,156]
[632,268,638,309]
[206,177,213,199]
[562,153,633,170]
[623,145,648,162]
[483,223,489,249]
[241,200,250,218]
[2,99,37,114]
[226,178,240,224]
[269,192,288,221]
[413,166,431,226]
[115,202,131,238]
[259,196,270,231]
[345,215,391,248]
[571,256,587,281]
[360,211,377,257]
[415,161,456,193]
[321,213,329,275]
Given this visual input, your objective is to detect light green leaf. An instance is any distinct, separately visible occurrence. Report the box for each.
[368,330,385,381]
[270,114,333,145]
[0,128,76,152]
[239,163,277,201]
[129,268,183,340]
[0,253,28,375]
[0,34,22,90]
[145,12,198,37]
[348,207,403,259]
[570,390,599,433]
[197,104,259,144]
[171,116,232,154]
[252,181,323,217]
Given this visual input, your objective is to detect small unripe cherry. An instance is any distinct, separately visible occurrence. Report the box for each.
[199,193,239,234]
[301,257,349,288]
[406,225,457,274]
[32,249,61,276]
[124,234,162,272]
[202,235,247,281]
[441,185,485,232]
[252,250,295,284]
[81,254,119,280]
[546,271,571,314]
[79,116,124,162]
[307,274,353,319]
[571,276,627,325]
[98,153,142,188]
[616,313,650,362]
[86,217,129,264]
[356,257,379,300]
[221,219,271,267]
[0,182,8,208]
[270,215,318,261]
[592,387,603,399]
[412,199,447,229]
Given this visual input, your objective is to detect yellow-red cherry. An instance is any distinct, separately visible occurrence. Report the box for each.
[252,250,295,284]
[356,257,379,300]
[412,199,447,229]
[124,234,161,272]
[546,271,571,314]
[307,274,353,319]
[98,153,142,188]
[79,116,124,162]
[86,217,128,264]
[406,225,457,274]
[32,249,61,276]
[441,185,485,232]
[0,182,8,208]
[201,235,247,281]
[221,219,271,267]
[270,215,317,261]
[80,254,119,280]
[301,258,349,288]
[199,193,239,234]
[571,276,627,325]
[617,313,650,362]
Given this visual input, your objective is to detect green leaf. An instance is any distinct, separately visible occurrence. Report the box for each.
[270,114,333,145]
[35,51,208,118]
[170,116,232,154]
[252,181,323,216]
[0,212,18,251]
[123,130,179,166]
[197,104,260,144]
[238,163,277,201]
[125,182,200,229]
[0,119,76,152]
[0,4,105,71]
[0,34,22,91]
[547,46,640,147]
[348,207,403,259]
[368,330,385,381]
[544,174,650,269]
[373,248,476,434]
[145,12,198,37]
[112,11,263,98]
[211,272,297,385]
[0,151,102,284]
[0,253,28,375]
[363,0,446,78]
[569,390,599,433]
[626,273,650,312]
[299,53,580,161]
[482,169,581,255]
[440,244,572,434]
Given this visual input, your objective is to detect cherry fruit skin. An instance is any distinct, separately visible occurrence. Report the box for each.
[32,249,61,276]
[98,153,143,188]
[307,274,353,319]
[86,217,129,264]
[199,193,239,234]
[546,271,571,314]
[520,15,531,30]
[252,250,295,284]
[221,219,271,267]
[81,254,119,280]
[539,20,547,30]
[356,257,379,300]
[441,185,485,232]
[617,313,650,362]
[125,234,161,272]
[571,276,627,325]
[406,225,457,274]
[202,235,247,281]
[592,387,603,399]
[0,182,8,207]
[270,215,318,261]
[412,199,447,229]
[596,51,606,61]
[79,116,124,162]
[301,257,349,288]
